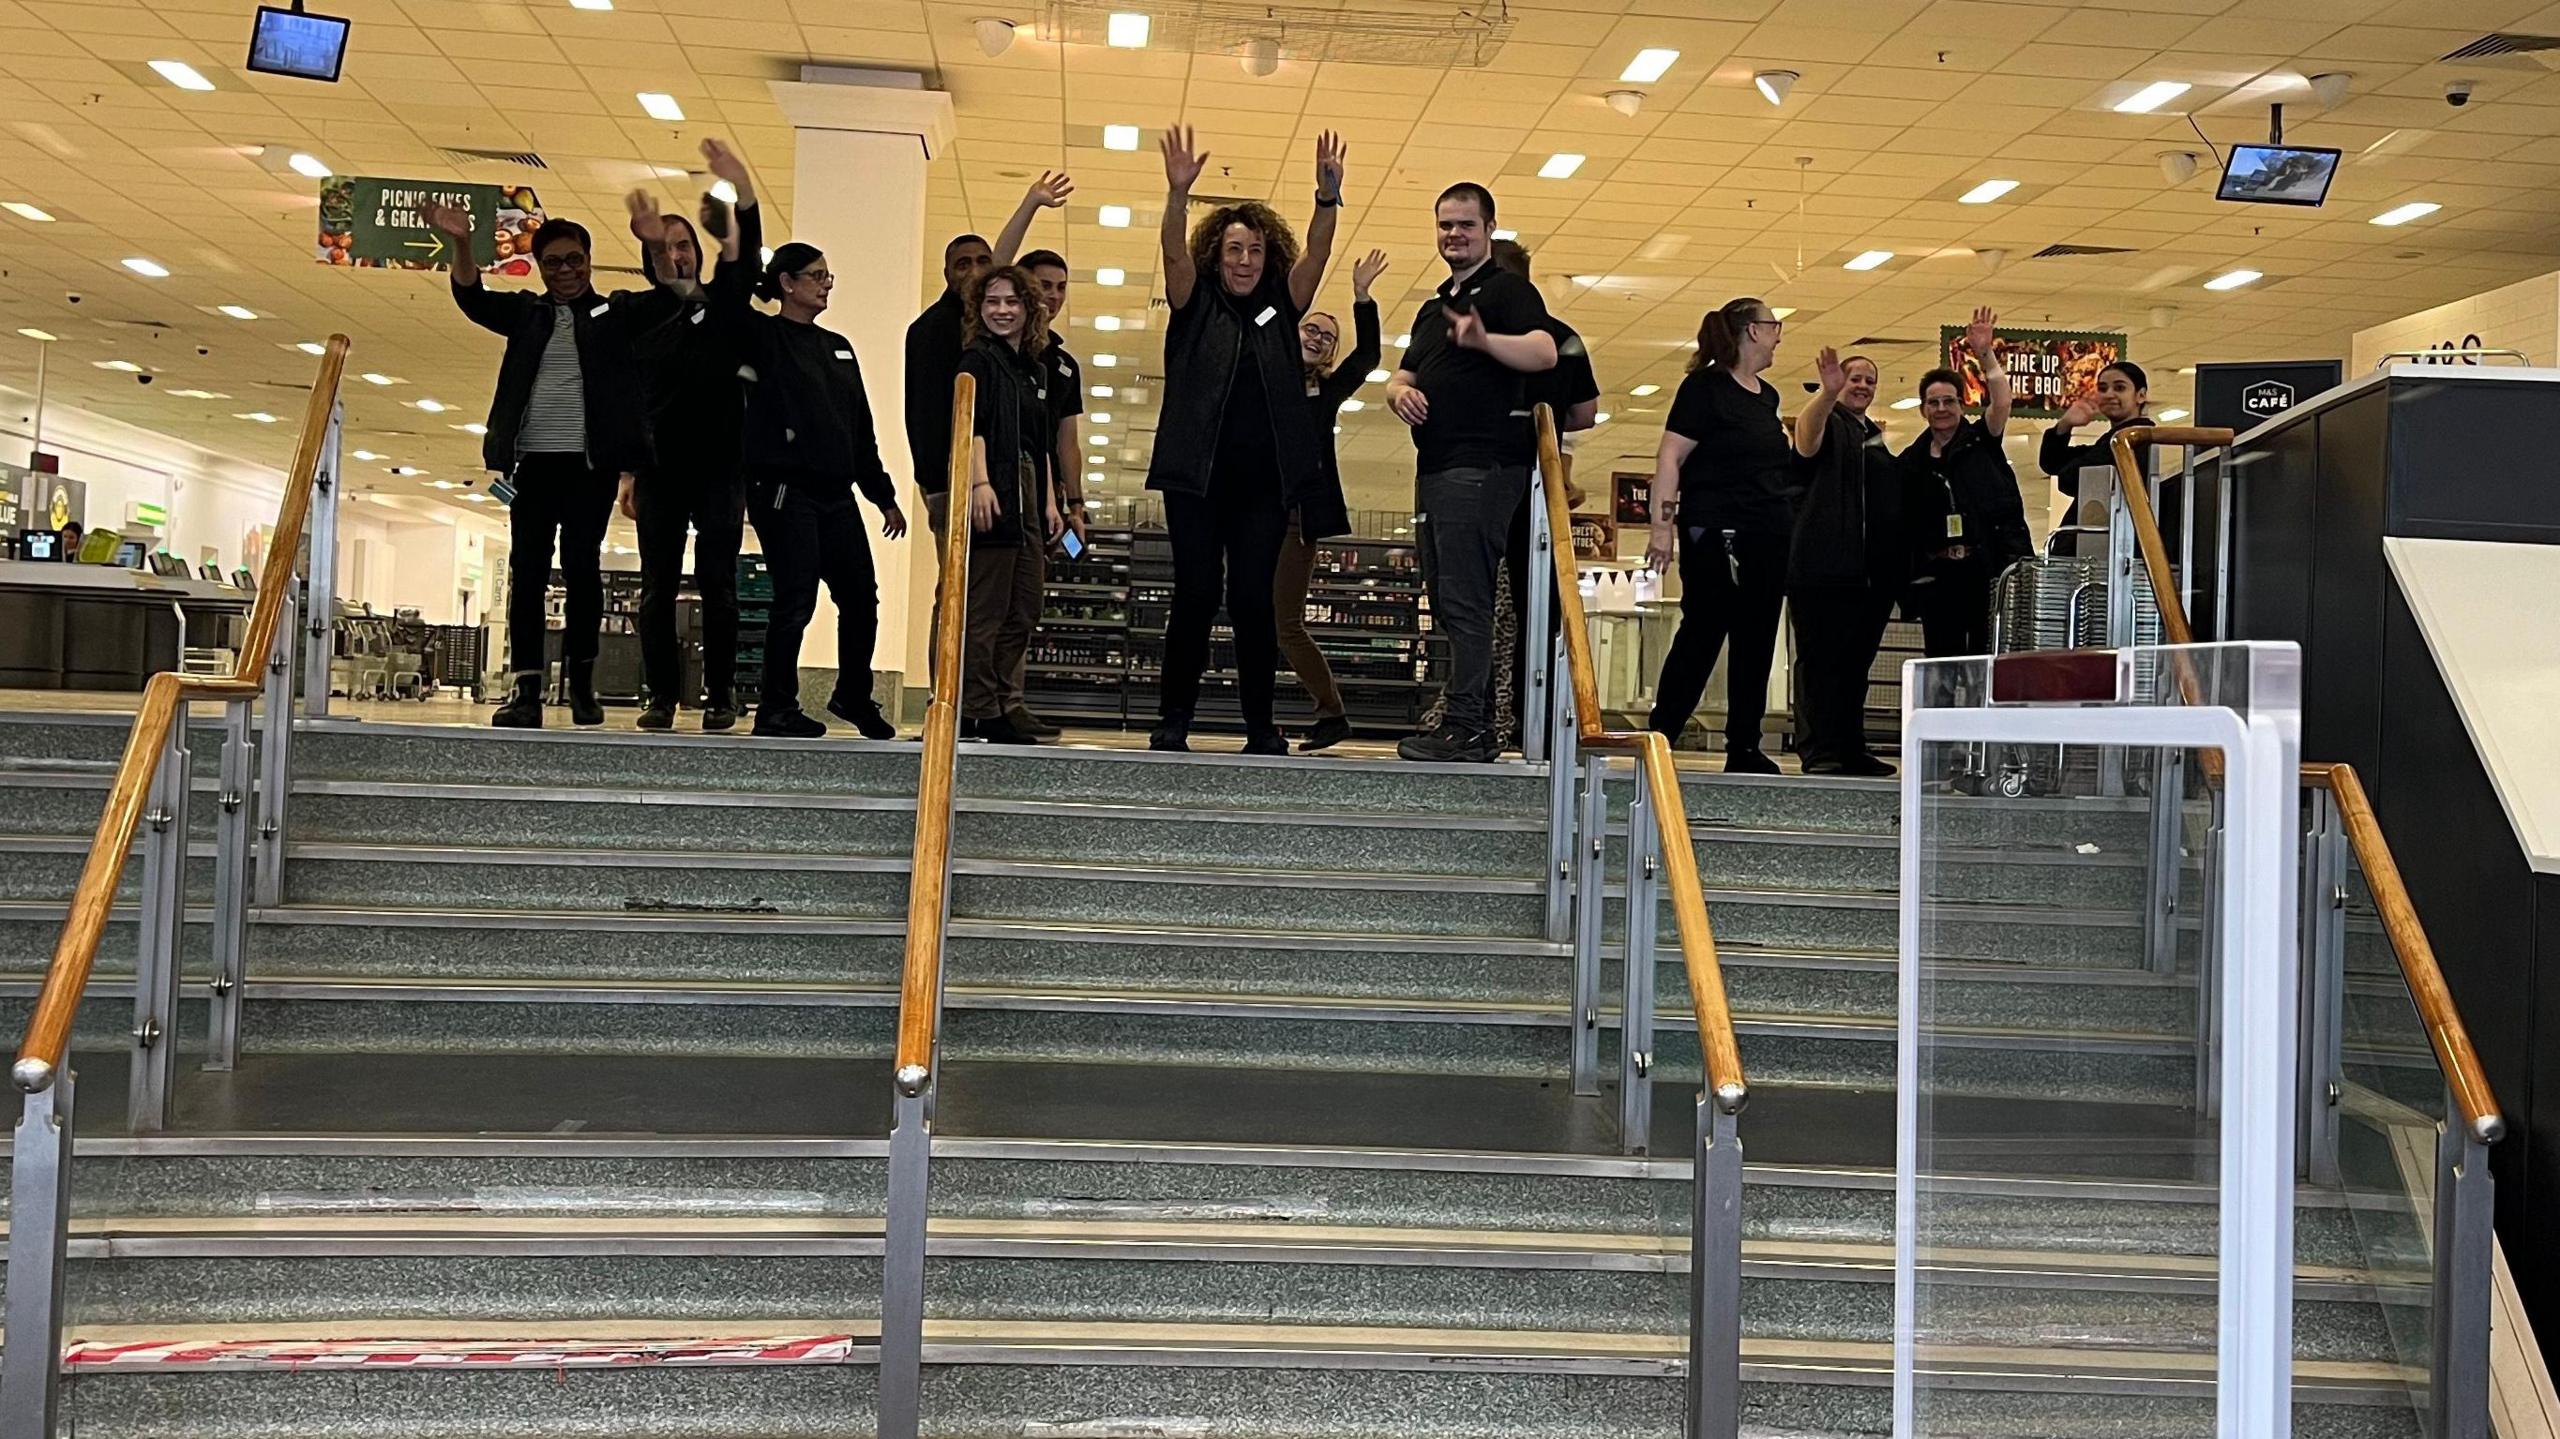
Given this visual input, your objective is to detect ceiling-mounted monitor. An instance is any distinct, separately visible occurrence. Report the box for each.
[2217,143,2341,207]
[246,5,350,83]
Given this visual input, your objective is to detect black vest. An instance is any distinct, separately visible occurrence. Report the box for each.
[1146,277,1319,502]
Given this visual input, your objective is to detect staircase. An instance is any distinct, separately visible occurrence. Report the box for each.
[0,709,2440,1438]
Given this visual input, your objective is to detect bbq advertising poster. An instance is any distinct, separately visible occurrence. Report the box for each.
[1936,327,2128,419]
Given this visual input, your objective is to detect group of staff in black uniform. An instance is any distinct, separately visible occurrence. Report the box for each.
[1641,297,2155,776]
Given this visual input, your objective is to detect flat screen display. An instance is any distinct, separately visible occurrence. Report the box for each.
[246,6,350,82]
[2217,144,2341,207]
[113,539,148,569]
[17,529,58,561]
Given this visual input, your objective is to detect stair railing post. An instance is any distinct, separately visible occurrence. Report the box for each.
[879,1074,932,1439]
[298,399,343,719]
[2432,1108,2495,1439]
[204,697,255,1072]
[1688,1095,1743,1438]
[2296,787,2345,1186]
[1620,768,1658,1153]
[129,717,191,1134]
[2142,746,2184,974]
[1570,753,1607,1096]
[1523,468,1553,765]
[0,1072,74,1439]
[253,583,297,909]
[1543,630,1578,949]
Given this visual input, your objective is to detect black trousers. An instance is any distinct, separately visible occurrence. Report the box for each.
[504,453,617,678]
[746,473,879,718]
[1648,528,1788,750]
[1790,585,1895,766]
[1160,478,1289,737]
[1913,557,1994,659]
[635,463,744,706]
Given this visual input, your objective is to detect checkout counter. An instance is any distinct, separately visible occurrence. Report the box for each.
[0,556,252,690]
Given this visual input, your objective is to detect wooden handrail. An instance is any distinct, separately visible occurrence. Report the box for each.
[14,336,350,1089]
[1535,407,1747,1113]
[893,373,977,1095]
[2103,425,2232,653]
[2303,762,2504,1145]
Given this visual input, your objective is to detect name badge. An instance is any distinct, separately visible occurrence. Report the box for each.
[689,309,706,326]
[834,349,853,361]
[1057,359,1073,377]
[1945,514,1966,539]
[738,364,758,382]
[1254,306,1277,327]
[589,303,610,319]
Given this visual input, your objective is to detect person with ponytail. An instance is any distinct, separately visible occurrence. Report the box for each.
[690,186,907,741]
[952,263,1065,743]
[1644,297,1795,773]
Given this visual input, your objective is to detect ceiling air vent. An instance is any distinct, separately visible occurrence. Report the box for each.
[2442,32,2560,60]
[1038,0,1513,67]
[436,146,550,171]
[2031,243,2137,259]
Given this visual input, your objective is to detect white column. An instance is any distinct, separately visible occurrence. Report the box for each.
[767,69,956,702]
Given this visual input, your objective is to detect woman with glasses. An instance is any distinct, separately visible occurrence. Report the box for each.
[1270,248,1388,752]
[1644,297,1796,773]
[953,263,1065,743]
[1786,346,1898,776]
[1904,307,2029,659]
[694,217,908,740]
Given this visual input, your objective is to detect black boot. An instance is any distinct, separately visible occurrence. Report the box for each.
[565,661,605,727]
[701,691,739,733]
[636,698,675,731]
[490,674,543,729]
[827,693,899,741]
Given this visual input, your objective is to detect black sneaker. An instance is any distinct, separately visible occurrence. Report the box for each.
[702,694,738,732]
[752,707,828,739]
[490,676,543,729]
[1397,724,1498,763]
[564,662,605,727]
[1148,723,1190,753]
[1835,752,1895,778]
[636,701,675,731]
[1297,716,1352,753]
[1242,730,1289,757]
[1007,705,1061,739]
[1723,746,1781,776]
[964,713,1039,745]
[827,695,898,741]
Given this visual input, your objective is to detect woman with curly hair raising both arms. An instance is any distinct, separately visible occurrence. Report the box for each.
[1144,123,1347,754]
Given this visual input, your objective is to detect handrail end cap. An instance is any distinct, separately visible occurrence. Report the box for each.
[13,1057,55,1094]
[894,1063,931,1098]
[1713,1081,1748,1115]
[2474,1112,2506,1146]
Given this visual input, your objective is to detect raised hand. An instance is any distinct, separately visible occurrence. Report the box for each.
[1025,170,1075,210]
[1314,130,1346,200]
[1814,345,1846,395]
[2059,397,2098,428]
[1351,248,1389,300]
[1449,306,1487,352]
[624,189,667,245]
[1162,123,1208,194]
[419,200,472,241]
[701,137,750,188]
[1965,304,1998,359]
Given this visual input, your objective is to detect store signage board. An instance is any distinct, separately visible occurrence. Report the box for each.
[1613,471,1651,527]
[316,177,547,273]
[2196,360,2343,434]
[1936,327,2129,419]
[1571,511,1617,561]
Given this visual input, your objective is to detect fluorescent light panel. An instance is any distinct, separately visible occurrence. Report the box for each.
[708,179,737,203]
[1106,12,1149,46]
[17,328,56,341]
[636,92,684,122]
[1844,249,1893,271]
[122,257,170,277]
[149,59,214,91]
[1958,178,2019,204]
[2157,408,2190,421]
[217,304,256,320]
[287,153,331,179]
[1102,124,1139,151]
[1620,48,1678,83]
[2371,201,2440,227]
[1098,204,1131,228]
[1538,153,1585,179]
[1631,383,1660,397]
[1,202,54,222]
[2203,268,2262,291]
[1890,396,1921,409]
[1095,267,1125,286]
[2115,80,2191,114]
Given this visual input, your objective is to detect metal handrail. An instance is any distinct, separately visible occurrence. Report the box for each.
[2303,762,2503,1146]
[2105,425,2231,653]
[892,371,977,1100]
[1533,406,1746,1112]
[10,335,350,1094]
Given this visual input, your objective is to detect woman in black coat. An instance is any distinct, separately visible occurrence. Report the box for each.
[1903,308,2028,659]
[953,264,1065,744]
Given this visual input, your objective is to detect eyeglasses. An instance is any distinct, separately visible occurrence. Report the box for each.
[792,268,834,286]
[1748,316,1783,332]
[1299,323,1338,339]
[536,252,588,271]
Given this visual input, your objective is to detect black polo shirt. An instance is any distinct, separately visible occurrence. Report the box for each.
[1664,366,1796,537]
[1043,338,1083,460]
[903,289,966,493]
[1403,262,1552,474]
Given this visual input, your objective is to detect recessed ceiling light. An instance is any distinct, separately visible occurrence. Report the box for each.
[1490,231,1516,244]
[168,389,230,399]
[217,304,257,320]
[122,257,170,278]
[1366,369,1390,383]
[287,152,331,179]
[1753,70,1799,106]
[1087,434,1109,447]
[1340,399,1366,413]
[1090,412,1112,425]
[413,397,449,412]
[1958,179,2019,205]
[295,341,326,355]
[1844,249,1893,271]
[1098,204,1132,228]
[570,0,613,9]
[2115,80,2192,114]
[233,411,279,423]
[1620,48,1679,84]
[708,179,737,204]
[463,493,490,503]
[1093,315,1122,331]
[2157,408,2190,421]
[760,247,774,266]
[1102,124,1139,152]
[429,479,461,489]
[1,202,54,222]
[360,372,399,386]
[1090,385,1114,398]
[1392,332,1412,347]
[1770,307,1795,320]
[352,450,383,461]
[1538,153,1585,179]
[388,465,425,476]
[94,359,143,372]
[1890,396,1921,410]
[17,328,56,342]
[1593,411,1611,424]
[637,92,685,122]
[148,59,215,92]
[1570,274,1599,285]
[1107,12,1150,47]
[2371,201,2441,227]
[2203,268,2262,291]
[1632,383,1660,397]
[1095,267,1125,286]
[2177,366,2197,375]
[1092,354,1116,367]
[1086,471,1105,484]
[453,422,489,435]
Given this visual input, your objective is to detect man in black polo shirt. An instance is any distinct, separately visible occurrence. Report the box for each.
[1000,247,1087,739]
[1384,182,1557,762]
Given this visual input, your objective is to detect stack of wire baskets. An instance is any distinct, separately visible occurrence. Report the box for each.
[1977,548,2166,796]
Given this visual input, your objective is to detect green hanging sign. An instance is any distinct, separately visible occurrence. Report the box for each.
[315,178,548,275]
